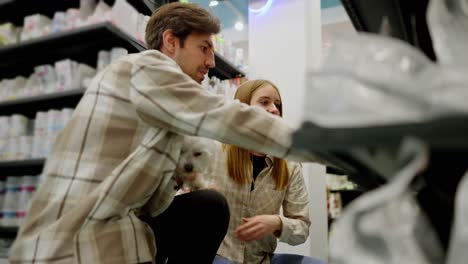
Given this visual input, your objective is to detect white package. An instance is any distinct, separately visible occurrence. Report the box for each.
[55,59,96,91]
[21,14,52,41]
[65,8,82,30]
[447,170,468,264]
[9,114,29,138]
[0,79,5,101]
[2,177,21,226]
[23,72,41,97]
[32,135,45,158]
[136,14,149,43]
[427,0,468,68]
[111,0,139,39]
[3,76,27,100]
[6,137,19,160]
[44,134,58,157]
[52,12,67,33]
[97,50,110,71]
[18,136,32,160]
[18,176,37,225]
[330,140,444,264]
[0,23,19,46]
[61,108,74,126]
[34,111,47,136]
[0,116,9,139]
[110,47,128,62]
[35,64,57,93]
[54,59,74,91]
[79,0,97,20]
[0,181,4,212]
[303,32,468,128]
[86,0,112,24]
[46,110,62,135]
[76,63,96,88]
[0,139,7,160]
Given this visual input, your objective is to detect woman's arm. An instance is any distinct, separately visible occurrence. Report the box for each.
[276,163,311,245]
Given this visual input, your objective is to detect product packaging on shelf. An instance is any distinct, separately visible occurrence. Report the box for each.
[0,23,20,46]
[110,47,128,62]
[111,0,139,41]
[2,177,21,227]
[17,176,38,226]
[97,50,111,71]
[79,0,97,20]
[55,59,96,91]
[0,117,9,139]
[0,108,74,160]
[9,114,29,138]
[35,64,57,94]
[20,14,52,42]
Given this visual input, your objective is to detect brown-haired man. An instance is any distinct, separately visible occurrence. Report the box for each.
[10,3,315,264]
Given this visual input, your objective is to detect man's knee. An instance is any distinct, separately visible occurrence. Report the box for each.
[194,190,230,225]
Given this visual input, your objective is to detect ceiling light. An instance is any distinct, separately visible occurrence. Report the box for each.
[249,0,274,15]
[209,1,219,7]
[234,21,244,31]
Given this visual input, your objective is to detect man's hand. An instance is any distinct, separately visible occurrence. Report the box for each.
[234,215,282,242]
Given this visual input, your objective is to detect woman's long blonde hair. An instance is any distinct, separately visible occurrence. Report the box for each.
[224,80,289,190]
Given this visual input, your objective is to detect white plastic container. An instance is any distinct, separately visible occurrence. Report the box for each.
[18,136,32,160]
[2,177,21,226]
[0,116,9,139]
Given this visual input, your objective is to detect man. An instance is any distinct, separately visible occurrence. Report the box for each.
[10,3,314,264]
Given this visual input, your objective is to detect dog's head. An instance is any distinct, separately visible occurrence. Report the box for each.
[176,136,216,183]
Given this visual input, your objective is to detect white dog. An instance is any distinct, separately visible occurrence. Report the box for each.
[175,136,217,192]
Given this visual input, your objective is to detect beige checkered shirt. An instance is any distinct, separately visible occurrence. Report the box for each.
[9,50,300,264]
[207,145,311,264]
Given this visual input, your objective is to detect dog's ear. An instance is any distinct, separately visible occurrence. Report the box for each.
[195,138,218,173]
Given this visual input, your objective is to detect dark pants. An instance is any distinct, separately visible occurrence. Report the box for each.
[140,190,230,264]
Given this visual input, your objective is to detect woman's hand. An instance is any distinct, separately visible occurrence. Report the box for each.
[234,215,282,242]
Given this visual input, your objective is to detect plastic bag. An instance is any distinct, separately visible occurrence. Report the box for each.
[446,170,468,264]
[329,139,444,264]
[427,0,468,67]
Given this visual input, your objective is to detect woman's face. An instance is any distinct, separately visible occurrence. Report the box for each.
[249,84,281,116]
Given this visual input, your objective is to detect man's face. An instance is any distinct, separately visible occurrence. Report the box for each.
[172,33,216,84]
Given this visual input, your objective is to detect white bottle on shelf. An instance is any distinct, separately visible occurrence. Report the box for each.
[18,176,37,226]
[2,176,20,227]
[9,114,28,138]
[0,181,4,224]
[0,117,9,139]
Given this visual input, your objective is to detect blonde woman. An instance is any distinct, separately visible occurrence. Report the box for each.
[208,80,311,264]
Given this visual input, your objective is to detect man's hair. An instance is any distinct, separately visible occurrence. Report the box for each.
[145,2,221,50]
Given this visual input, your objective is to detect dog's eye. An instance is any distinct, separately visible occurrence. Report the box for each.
[181,149,187,154]
[194,152,202,157]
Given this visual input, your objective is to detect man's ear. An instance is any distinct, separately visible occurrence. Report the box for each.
[161,29,179,54]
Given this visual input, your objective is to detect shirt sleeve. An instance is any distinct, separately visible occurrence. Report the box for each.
[129,51,294,159]
[277,163,311,245]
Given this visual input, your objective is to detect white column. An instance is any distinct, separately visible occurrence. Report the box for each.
[249,0,327,262]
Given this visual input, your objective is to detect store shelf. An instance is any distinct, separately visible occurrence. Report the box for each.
[293,114,468,248]
[211,52,245,80]
[293,115,468,189]
[0,88,86,118]
[0,226,18,239]
[0,22,145,80]
[0,22,243,81]
[341,0,436,60]
[0,0,79,25]
[0,0,173,25]
[0,159,45,176]
[293,115,468,152]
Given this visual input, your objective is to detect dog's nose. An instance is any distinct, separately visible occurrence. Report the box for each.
[184,164,194,172]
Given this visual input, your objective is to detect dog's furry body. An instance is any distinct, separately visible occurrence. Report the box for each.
[175,136,217,191]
